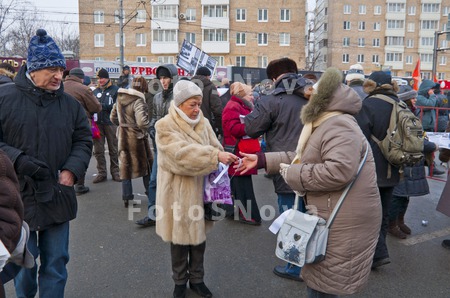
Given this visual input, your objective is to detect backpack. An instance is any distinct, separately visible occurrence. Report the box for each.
[370,94,424,175]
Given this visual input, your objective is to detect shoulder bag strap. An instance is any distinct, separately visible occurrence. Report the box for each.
[326,140,369,229]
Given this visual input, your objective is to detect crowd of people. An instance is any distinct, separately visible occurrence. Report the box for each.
[0,29,449,298]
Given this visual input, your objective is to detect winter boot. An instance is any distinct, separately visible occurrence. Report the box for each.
[398,213,411,235]
[388,220,407,239]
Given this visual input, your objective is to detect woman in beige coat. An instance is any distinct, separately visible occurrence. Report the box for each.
[238,68,381,297]
[155,80,238,298]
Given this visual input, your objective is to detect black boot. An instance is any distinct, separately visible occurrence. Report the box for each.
[173,284,186,298]
[189,282,212,298]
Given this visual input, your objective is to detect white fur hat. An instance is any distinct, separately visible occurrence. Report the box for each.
[345,64,364,82]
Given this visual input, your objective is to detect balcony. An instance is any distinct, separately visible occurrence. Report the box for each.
[201,41,230,53]
[151,42,179,54]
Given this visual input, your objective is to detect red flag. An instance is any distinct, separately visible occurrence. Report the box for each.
[412,59,421,90]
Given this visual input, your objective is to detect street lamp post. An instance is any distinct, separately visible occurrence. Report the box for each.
[119,0,124,71]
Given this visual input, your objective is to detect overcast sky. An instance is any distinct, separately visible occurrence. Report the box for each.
[29,0,79,30]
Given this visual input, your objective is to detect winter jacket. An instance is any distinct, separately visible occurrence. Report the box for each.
[191,75,223,136]
[64,75,102,120]
[348,80,367,100]
[0,65,92,231]
[244,73,309,194]
[417,80,438,131]
[110,88,153,180]
[265,69,381,295]
[222,95,258,176]
[93,81,119,125]
[0,68,14,85]
[117,73,133,89]
[0,149,23,253]
[149,88,173,139]
[155,103,222,245]
[355,89,401,187]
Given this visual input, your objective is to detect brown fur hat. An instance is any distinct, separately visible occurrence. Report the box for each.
[266,58,298,80]
[363,71,399,94]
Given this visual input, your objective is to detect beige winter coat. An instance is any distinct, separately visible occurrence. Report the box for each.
[265,68,381,295]
[110,88,152,180]
[155,104,223,245]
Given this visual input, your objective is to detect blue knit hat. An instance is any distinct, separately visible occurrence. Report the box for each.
[26,29,66,73]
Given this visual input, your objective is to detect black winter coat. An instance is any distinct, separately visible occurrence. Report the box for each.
[244,73,309,194]
[93,82,119,125]
[355,90,400,187]
[0,65,93,231]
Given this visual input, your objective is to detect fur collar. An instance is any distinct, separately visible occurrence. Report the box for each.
[118,88,145,100]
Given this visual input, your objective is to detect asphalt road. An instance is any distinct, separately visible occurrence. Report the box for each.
[5,159,450,298]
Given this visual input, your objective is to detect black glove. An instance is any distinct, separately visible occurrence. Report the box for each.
[15,155,51,180]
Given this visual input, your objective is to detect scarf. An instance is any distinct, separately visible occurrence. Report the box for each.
[293,111,343,164]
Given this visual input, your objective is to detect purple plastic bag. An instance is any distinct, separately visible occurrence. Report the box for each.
[203,163,233,205]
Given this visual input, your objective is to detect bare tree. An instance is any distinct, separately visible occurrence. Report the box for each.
[0,0,30,55]
[50,24,80,58]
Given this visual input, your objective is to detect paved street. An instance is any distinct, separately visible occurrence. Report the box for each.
[5,158,450,297]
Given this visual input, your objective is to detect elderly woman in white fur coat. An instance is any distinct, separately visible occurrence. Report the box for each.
[155,80,238,298]
[237,68,381,298]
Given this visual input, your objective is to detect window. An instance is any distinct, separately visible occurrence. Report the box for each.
[420,53,433,62]
[236,32,246,45]
[323,54,327,63]
[343,5,351,14]
[358,21,365,31]
[357,54,365,63]
[422,4,440,13]
[136,33,146,46]
[258,33,268,46]
[372,55,379,63]
[442,40,448,48]
[342,54,349,63]
[438,72,446,80]
[236,56,246,67]
[280,9,290,22]
[204,5,228,17]
[279,33,290,46]
[387,20,404,29]
[444,7,450,15]
[94,57,104,61]
[421,72,431,80]
[153,29,177,42]
[186,8,196,21]
[387,3,405,13]
[405,71,412,77]
[386,36,404,46]
[440,56,447,65]
[153,5,177,19]
[374,6,381,15]
[386,53,403,62]
[136,10,146,22]
[211,56,224,66]
[115,9,125,23]
[421,37,434,46]
[137,56,147,63]
[406,55,413,64]
[343,21,351,30]
[343,37,350,47]
[373,22,381,31]
[407,39,414,48]
[421,20,439,30]
[115,33,125,47]
[94,10,104,23]
[236,8,246,21]
[158,56,174,64]
[373,38,380,47]
[408,6,416,15]
[407,22,415,32]
[94,34,104,47]
[258,8,268,21]
[359,5,366,14]
[258,56,268,68]
[358,38,365,47]
[203,29,228,42]
[186,32,196,44]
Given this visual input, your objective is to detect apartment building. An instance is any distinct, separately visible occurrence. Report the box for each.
[78,0,306,72]
[313,0,450,79]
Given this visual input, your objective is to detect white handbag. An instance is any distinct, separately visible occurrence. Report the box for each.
[271,143,369,267]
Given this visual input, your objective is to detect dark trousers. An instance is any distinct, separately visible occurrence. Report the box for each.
[230,175,261,222]
[374,186,394,260]
[389,195,409,221]
[170,242,206,285]
[307,286,339,298]
[93,123,119,177]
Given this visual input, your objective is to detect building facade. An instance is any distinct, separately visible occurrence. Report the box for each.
[78,0,306,73]
[313,0,450,79]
